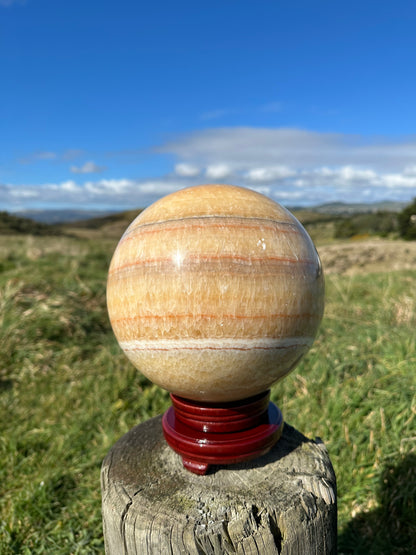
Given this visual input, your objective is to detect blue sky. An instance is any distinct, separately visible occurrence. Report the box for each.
[1,0,416,212]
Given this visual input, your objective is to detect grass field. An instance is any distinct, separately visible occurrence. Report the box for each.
[0,233,415,554]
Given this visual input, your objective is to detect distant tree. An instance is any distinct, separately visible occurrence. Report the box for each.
[334,211,398,239]
[334,218,358,239]
[0,211,63,236]
[398,199,416,240]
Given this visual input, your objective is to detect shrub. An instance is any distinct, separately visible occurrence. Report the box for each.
[334,212,398,239]
[398,199,416,240]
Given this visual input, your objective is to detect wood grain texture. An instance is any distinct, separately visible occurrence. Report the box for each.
[107,185,324,402]
[101,416,337,554]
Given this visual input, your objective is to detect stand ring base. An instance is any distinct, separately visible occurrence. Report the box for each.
[162,391,284,475]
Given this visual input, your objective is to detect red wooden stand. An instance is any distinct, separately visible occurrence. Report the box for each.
[162,390,283,475]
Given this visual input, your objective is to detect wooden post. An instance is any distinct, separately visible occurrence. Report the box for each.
[101,416,337,554]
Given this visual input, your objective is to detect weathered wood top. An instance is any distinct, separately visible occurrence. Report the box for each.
[101,416,337,554]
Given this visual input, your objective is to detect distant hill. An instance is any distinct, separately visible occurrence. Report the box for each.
[63,209,142,229]
[0,209,143,239]
[16,200,408,225]
[306,201,407,215]
[14,209,118,224]
[59,209,144,240]
[0,211,65,236]
[4,200,409,241]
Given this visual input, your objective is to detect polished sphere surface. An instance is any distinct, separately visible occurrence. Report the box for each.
[107,184,324,402]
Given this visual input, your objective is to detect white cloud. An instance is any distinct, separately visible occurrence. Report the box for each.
[313,166,378,182]
[158,127,416,171]
[71,161,106,174]
[84,179,134,195]
[404,165,416,176]
[4,127,416,211]
[153,127,416,205]
[174,163,200,177]
[246,165,295,182]
[10,189,38,198]
[381,173,416,189]
[136,181,180,195]
[52,180,81,192]
[205,164,232,180]
[2,178,184,212]
[158,128,341,168]
[82,178,179,198]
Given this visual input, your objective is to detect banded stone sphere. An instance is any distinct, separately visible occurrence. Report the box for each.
[107,184,324,402]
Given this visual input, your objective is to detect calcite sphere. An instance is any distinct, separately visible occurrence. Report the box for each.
[107,184,324,402]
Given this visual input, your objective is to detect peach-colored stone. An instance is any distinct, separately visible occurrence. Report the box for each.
[107,184,324,401]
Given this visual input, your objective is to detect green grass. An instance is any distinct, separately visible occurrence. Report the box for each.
[274,271,416,553]
[0,234,415,553]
